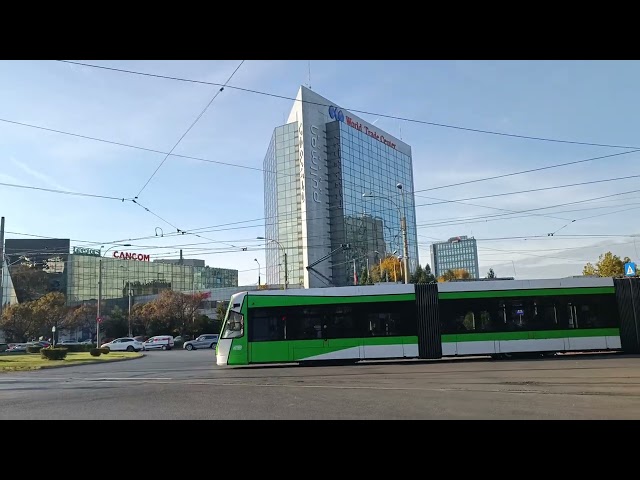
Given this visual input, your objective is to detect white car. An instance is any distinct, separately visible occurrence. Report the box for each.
[101,337,144,352]
[142,335,175,351]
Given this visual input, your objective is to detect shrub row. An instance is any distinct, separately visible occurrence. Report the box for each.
[40,348,68,360]
[57,343,96,352]
[26,346,43,354]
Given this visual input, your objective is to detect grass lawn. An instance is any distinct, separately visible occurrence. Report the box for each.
[0,351,143,372]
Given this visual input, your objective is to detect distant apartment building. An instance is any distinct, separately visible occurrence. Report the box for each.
[430,236,480,279]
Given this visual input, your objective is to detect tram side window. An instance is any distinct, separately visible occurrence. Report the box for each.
[365,301,417,337]
[281,306,324,341]
[556,294,619,329]
[324,306,358,339]
[249,310,286,342]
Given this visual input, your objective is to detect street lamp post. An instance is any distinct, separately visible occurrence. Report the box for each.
[98,244,131,346]
[363,188,410,284]
[257,237,287,289]
[254,258,261,287]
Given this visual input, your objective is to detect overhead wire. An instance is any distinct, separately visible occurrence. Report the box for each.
[56,60,640,151]
[134,60,245,198]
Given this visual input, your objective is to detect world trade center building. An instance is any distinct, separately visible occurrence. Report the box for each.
[263,86,419,288]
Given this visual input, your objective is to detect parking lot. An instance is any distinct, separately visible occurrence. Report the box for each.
[1,349,639,419]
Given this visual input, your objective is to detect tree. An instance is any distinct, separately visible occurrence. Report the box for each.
[369,256,403,283]
[359,266,373,285]
[139,290,212,337]
[102,305,129,339]
[215,301,228,321]
[486,268,496,279]
[0,302,40,342]
[65,303,99,341]
[131,302,160,337]
[438,268,471,282]
[33,292,68,339]
[410,263,436,284]
[583,251,632,278]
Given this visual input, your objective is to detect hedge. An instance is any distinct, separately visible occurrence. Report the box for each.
[89,348,101,357]
[99,348,110,355]
[41,348,68,360]
[56,343,96,352]
[26,346,43,354]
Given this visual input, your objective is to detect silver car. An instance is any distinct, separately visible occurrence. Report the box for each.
[183,334,219,351]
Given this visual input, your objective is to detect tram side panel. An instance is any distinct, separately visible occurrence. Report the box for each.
[613,277,640,354]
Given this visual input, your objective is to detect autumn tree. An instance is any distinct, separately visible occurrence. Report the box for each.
[33,292,68,338]
[369,256,403,283]
[438,268,471,282]
[0,302,40,342]
[102,305,129,339]
[131,302,160,336]
[65,303,98,335]
[137,290,211,337]
[583,252,632,278]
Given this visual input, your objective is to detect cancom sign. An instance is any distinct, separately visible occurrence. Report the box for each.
[113,251,150,262]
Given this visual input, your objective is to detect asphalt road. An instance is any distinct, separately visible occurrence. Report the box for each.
[1,350,639,419]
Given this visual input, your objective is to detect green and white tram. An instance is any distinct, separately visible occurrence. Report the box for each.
[216,277,640,366]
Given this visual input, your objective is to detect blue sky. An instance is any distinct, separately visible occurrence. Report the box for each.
[1,59,639,285]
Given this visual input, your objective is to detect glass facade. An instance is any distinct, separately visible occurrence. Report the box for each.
[263,86,419,288]
[66,254,238,305]
[430,236,480,279]
[263,122,304,287]
[327,121,418,286]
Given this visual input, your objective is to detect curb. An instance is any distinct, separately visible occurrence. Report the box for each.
[0,353,146,373]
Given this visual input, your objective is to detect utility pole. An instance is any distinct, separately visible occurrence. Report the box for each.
[128,267,132,337]
[397,183,410,284]
[0,216,4,318]
[97,257,102,346]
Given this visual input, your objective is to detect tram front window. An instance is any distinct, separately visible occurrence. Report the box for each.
[221,311,244,339]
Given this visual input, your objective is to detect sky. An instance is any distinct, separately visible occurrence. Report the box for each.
[1,59,640,286]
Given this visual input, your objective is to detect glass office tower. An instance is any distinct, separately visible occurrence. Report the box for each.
[263,86,418,288]
[430,236,480,279]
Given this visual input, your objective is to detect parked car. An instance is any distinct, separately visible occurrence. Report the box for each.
[100,337,144,352]
[183,334,218,351]
[7,343,27,353]
[143,335,174,351]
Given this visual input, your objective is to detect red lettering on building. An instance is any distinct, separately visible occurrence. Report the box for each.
[112,251,151,262]
[345,116,396,150]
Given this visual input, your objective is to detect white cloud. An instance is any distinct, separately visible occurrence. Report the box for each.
[10,158,68,191]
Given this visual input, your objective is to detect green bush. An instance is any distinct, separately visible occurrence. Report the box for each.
[26,346,43,354]
[40,348,68,360]
[99,348,110,355]
[174,340,184,349]
[89,348,101,357]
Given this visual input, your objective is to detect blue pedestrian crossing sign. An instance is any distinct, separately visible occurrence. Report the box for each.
[624,262,636,277]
